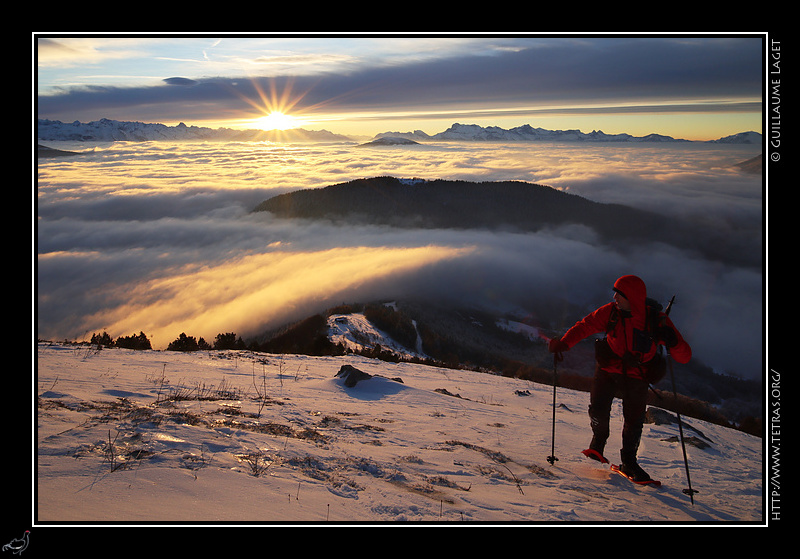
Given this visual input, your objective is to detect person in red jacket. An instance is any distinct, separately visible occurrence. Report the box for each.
[548,274,691,482]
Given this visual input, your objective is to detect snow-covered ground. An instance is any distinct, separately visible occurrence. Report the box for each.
[327,312,426,359]
[36,339,762,525]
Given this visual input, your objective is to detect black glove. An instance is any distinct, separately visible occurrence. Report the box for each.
[548,338,569,354]
[654,326,678,348]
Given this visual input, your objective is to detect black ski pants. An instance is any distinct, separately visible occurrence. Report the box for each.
[588,365,649,465]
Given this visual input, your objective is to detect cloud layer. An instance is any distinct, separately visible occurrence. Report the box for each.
[36,140,763,378]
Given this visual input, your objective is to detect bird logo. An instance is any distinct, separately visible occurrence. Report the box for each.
[2,531,29,555]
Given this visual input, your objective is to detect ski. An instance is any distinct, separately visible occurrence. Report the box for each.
[610,464,662,487]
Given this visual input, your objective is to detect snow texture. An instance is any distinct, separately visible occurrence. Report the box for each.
[37,335,762,525]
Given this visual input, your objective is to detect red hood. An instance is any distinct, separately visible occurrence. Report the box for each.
[613,275,648,326]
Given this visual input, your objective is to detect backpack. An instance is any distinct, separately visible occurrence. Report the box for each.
[596,297,668,383]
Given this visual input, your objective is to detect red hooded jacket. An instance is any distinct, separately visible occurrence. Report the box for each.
[560,275,691,379]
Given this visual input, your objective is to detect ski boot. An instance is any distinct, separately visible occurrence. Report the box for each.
[618,462,652,483]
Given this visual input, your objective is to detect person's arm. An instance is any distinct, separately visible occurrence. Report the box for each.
[550,303,614,352]
[655,316,692,364]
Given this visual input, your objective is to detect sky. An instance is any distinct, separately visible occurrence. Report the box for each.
[35,33,765,141]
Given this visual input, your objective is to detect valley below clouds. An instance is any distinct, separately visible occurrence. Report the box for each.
[36,139,763,379]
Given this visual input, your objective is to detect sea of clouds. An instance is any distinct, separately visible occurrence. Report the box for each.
[36,140,763,379]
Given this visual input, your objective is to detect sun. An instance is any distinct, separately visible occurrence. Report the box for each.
[256,111,298,131]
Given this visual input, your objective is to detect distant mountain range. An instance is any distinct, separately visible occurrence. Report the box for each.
[36,118,762,145]
[36,118,352,143]
[374,123,763,144]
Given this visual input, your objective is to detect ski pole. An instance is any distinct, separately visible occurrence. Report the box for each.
[547,351,561,465]
[669,354,698,503]
[665,295,698,504]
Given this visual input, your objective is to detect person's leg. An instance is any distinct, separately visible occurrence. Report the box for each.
[587,366,616,457]
[619,376,651,480]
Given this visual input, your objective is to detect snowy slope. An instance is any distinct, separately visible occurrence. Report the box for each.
[36,340,763,525]
[327,312,427,360]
